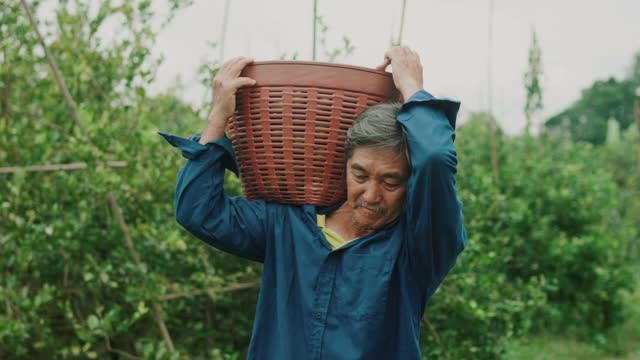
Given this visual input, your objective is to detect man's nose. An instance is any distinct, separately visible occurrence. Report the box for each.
[361,184,382,203]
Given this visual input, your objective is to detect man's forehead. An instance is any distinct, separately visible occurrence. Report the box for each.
[348,148,409,176]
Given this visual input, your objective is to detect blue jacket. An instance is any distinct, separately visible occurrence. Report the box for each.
[160,90,467,359]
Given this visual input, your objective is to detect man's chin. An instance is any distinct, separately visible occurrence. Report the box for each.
[354,210,400,231]
[354,213,381,231]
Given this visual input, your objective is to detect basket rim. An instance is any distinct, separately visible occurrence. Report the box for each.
[249,60,391,77]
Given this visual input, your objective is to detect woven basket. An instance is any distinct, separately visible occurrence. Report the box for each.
[227,61,397,206]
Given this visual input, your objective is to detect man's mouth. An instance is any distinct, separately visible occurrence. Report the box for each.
[356,202,384,216]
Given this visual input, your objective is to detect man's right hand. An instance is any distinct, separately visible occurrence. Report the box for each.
[200,57,256,144]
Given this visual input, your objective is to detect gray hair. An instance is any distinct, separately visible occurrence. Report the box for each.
[344,102,406,160]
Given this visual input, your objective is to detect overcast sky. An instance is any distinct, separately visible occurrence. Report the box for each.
[150,0,640,134]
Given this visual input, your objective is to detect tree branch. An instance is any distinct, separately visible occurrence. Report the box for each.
[104,336,141,360]
[159,280,261,302]
[107,194,175,353]
[20,0,90,142]
[422,315,451,359]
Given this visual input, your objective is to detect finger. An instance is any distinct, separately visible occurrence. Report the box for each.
[375,57,391,71]
[220,57,243,72]
[229,77,257,89]
[383,48,396,61]
[229,57,254,76]
[230,56,247,66]
[383,46,405,64]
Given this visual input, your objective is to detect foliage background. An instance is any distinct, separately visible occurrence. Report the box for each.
[1,1,639,359]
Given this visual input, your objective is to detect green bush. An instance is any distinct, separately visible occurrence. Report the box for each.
[419,120,634,359]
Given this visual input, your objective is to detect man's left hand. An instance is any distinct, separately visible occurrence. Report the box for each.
[375,47,424,101]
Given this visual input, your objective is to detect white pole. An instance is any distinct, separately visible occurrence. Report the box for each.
[219,0,231,61]
[397,0,407,45]
[313,0,318,60]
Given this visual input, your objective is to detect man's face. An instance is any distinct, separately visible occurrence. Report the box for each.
[345,146,410,232]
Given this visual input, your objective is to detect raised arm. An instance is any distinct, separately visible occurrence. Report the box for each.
[160,57,271,262]
[378,48,467,296]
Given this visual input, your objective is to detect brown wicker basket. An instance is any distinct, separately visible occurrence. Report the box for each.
[227,61,397,206]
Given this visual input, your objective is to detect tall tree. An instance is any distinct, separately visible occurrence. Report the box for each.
[545,77,636,144]
[523,29,543,136]
[545,50,639,145]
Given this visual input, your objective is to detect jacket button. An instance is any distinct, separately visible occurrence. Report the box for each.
[314,312,322,319]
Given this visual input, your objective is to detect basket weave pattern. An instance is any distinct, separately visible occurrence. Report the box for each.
[229,86,385,205]
[227,61,396,206]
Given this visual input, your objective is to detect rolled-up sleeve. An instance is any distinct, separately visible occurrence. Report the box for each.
[159,132,268,262]
[396,91,467,298]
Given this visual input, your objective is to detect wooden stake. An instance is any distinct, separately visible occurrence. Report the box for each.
[313,0,318,60]
[219,0,231,61]
[0,161,127,174]
[397,0,408,46]
[635,99,640,170]
[487,0,500,183]
[107,194,175,353]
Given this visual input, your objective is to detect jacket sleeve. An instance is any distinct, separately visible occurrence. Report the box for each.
[397,90,467,298]
[159,132,269,262]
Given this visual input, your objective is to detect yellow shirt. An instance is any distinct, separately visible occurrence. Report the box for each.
[316,214,347,250]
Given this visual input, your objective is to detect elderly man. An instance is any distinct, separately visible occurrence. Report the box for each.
[160,47,466,359]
